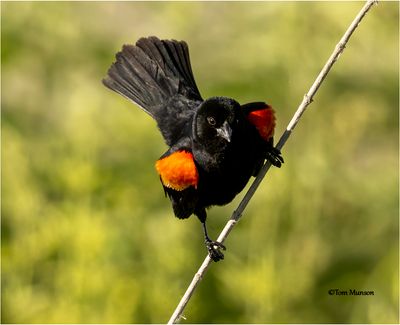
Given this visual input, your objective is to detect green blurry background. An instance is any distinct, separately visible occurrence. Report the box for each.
[2,1,398,323]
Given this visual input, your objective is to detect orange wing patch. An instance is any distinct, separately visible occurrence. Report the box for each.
[155,151,198,191]
[246,107,276,142]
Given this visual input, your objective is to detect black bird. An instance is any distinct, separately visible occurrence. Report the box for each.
[103,36,283,261]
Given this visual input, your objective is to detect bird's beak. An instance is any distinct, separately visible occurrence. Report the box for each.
[217,121,232,143]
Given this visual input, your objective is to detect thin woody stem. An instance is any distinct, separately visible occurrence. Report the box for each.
[167,1,378,323]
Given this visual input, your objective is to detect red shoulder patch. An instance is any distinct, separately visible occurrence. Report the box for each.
[155,151,198,191]
[246,106,276,142]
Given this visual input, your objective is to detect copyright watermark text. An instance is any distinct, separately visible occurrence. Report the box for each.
[328,289,375,296]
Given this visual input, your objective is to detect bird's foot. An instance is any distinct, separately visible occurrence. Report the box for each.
[266,147,284,168]
[205,239,226,262]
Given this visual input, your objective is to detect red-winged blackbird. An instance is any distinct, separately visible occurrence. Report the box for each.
[103,36,283,261]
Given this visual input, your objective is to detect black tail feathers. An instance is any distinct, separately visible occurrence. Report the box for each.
[103,36,202,117]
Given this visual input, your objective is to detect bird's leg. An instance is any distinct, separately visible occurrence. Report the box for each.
[196,208,226,262]
[201,221,226,262]
[265,139,284,168]
[266,147,284,167]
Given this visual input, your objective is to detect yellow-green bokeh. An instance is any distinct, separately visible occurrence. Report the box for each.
[2,2,398,323]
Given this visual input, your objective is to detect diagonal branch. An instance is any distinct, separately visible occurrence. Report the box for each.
[167,1,378,323]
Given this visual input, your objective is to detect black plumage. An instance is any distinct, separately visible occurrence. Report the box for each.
[103,36,283,261]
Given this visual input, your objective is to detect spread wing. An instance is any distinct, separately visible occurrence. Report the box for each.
[103,36,203,146]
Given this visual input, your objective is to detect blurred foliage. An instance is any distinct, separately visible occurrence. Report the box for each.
[1,1,398,323]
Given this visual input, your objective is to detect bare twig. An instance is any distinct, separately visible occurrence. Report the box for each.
[168,1,378,323]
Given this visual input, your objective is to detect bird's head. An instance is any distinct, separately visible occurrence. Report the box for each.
[193,97,239,146]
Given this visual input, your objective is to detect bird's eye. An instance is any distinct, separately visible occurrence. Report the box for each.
[207,116,216,126]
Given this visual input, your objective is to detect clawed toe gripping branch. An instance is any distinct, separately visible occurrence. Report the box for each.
[167,1,378,323]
